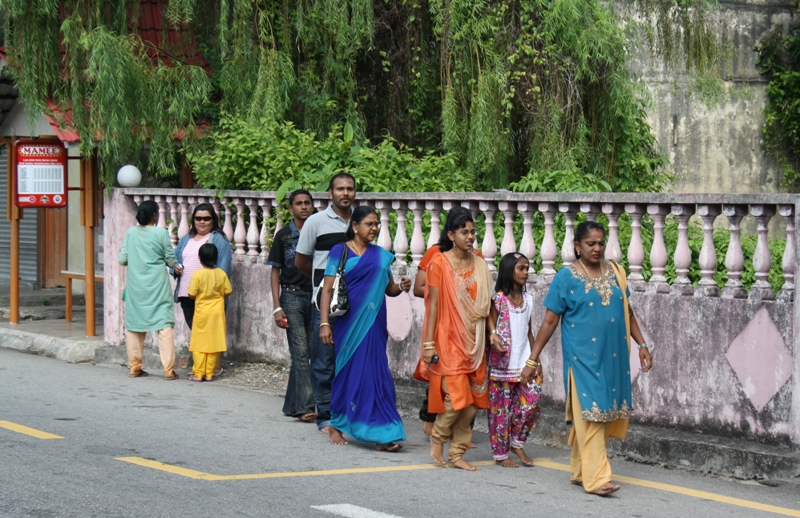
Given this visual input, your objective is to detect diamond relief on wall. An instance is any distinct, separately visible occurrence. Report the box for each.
[725,307,793,412]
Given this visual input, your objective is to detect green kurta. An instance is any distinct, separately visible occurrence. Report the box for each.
[118,225,177,332]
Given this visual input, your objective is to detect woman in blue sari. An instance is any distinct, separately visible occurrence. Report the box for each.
[319,206,412,451]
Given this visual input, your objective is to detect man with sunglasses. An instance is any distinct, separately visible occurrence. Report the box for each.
[295,173,355,445]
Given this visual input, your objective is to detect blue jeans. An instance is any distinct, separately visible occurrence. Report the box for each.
[311,305,337,429]
[280,287,315,417]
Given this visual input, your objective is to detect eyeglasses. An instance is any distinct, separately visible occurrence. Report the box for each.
[194,216,212,222]
[455,230,477,237]
[360,222,381,228]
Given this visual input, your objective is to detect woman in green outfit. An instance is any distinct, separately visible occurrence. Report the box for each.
[118,200,180,380]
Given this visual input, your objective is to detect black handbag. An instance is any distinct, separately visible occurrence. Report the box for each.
[314,243,349,317]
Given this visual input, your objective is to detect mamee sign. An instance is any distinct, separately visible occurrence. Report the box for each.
[14,140,68,208]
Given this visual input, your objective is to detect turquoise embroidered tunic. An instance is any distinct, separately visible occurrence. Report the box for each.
[543,264,632,423]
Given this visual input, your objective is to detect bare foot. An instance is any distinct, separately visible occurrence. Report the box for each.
[510,446,534,466]
[570,479,583,486]
[496,458,519,468]
[321,426,349,445]
[450,458,478,471]
[376,442,403,452]
[594,482,621,496]
[421,421,434,437]
[468,442,477,449]
[430,441,446,465]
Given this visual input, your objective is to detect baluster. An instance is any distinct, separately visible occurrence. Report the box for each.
[603,204,623,263]
[480,202,498,270]
[559,203,576,267]
[517,202,537,280]
[580,203,601,223]
[393,201,409,264]
[165,196,177,246]
[233,198,247,260]
[671,204,694,296]
[408,200,426,266]
[539,203,558,282]
[273,195,283,235]
[722,205,748,299]
[625,204,646,292]
[426,201,442,249]
[154,195,167,229]
[313,198,326,212]
[498,201,518,257]
[177,196,190,240]
[222,199,235,243]
[646,204,670,294]
[750,204,776,301]
[695,204,721,297]
[375,200,392,251]
[246,198,260,262]
[779,204,795,302]
[258,199,270,263]
[132,194,142,207]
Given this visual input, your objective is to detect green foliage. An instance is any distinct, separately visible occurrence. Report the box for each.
[186,115,471,202]
[1,0,732,190]
[756,21,800,190]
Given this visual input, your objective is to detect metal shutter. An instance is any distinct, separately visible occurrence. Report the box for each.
[0,150,39,286]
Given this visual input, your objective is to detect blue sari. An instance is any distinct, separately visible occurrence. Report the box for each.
[324,243,406,444]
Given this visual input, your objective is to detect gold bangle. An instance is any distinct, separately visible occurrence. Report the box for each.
[525,359,539,368]
[320,323,331,328]
[422,341,436,347]
[424,346,436,350]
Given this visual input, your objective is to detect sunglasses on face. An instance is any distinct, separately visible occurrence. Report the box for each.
[194,216,213,222]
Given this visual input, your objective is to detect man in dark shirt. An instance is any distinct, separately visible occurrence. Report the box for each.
[268,190,316,422]
[295,173,355,445]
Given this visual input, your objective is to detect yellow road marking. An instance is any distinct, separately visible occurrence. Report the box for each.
[535,459,800,517]
[0,420,63,439]
[117,456,800,516]
[116,456,494,480]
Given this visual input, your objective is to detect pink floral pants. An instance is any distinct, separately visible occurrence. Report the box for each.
[488,379,542,460]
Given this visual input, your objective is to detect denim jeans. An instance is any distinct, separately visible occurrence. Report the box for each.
[280,287,315,417]
[311,305,337,429]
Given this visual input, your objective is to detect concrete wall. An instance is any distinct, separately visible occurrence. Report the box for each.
[633,0,797,193]
[103,191,796,447]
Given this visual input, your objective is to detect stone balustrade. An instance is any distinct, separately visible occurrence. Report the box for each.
[107,189,800,449]
[125,188,799,300]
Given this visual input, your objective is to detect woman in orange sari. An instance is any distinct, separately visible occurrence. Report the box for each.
[422,209,492,471]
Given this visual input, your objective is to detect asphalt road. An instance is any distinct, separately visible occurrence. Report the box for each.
[1,348,799,518]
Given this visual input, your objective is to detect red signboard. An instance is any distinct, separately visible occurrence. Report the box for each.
[14,139,68,208]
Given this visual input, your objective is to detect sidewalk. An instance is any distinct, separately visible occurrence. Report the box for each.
[1,307,798,481]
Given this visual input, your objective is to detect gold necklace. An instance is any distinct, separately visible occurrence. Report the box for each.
[446,249,473,272]
[348,240,364,256]
[577,259,613,306]
[578,258,603,279]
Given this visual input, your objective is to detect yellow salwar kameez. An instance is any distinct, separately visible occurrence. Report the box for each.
[188,267,232,380]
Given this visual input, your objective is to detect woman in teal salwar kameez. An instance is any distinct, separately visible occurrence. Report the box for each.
[119,200,179,380]
[522,221,653,496]
[319,206,411,450]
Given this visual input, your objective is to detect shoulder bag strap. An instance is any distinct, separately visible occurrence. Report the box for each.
[337,242,349,274]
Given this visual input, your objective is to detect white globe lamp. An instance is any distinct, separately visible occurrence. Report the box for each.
[117,165,142,187]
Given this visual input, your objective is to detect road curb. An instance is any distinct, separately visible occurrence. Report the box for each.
[394,380,800,480]
[0,326,100,363]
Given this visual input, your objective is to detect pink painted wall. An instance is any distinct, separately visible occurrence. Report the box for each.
[104,191,796,447]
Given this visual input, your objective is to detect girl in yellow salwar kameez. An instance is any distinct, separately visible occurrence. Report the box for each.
[188,244,232,382]
[522,221,653,496]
